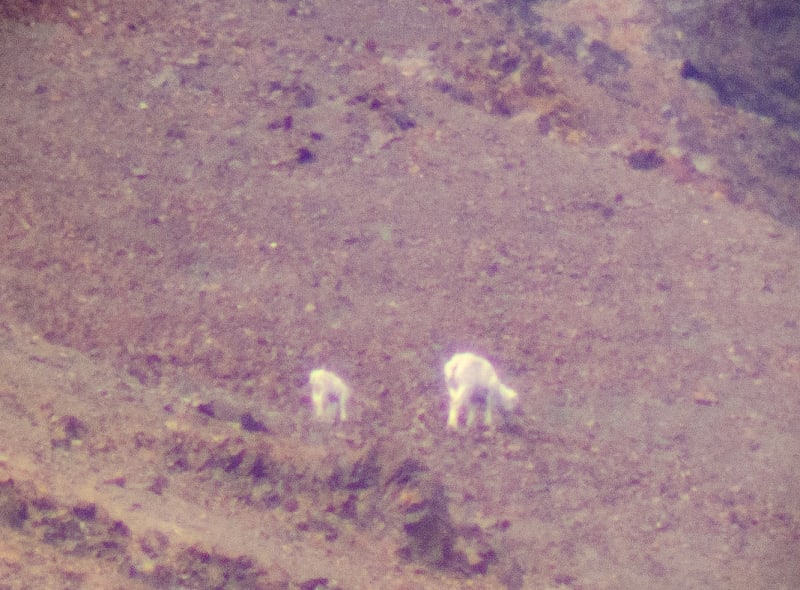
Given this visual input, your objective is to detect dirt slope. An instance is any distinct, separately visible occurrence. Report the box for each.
[1,1,799,588]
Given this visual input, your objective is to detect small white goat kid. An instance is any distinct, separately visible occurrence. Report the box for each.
[444,352,519,429]
[308,368,350,422]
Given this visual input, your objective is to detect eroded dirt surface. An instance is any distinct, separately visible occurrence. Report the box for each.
[1,1,799,589]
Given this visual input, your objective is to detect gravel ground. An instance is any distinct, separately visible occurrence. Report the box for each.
[0,1,798,588]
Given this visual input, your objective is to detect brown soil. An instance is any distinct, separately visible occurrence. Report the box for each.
[1,1,798,589]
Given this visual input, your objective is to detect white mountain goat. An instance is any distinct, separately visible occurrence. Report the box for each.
[308,368,351,422]
[443,352,519,429]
